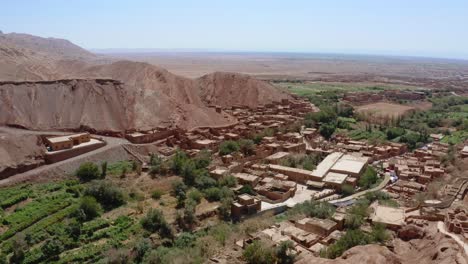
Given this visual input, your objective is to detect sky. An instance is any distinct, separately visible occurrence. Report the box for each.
[2,0,468,59]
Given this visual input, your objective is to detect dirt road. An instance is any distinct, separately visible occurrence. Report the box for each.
[437,221,468,256]
[0,126,129,187]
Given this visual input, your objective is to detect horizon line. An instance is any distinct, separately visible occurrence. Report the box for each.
[90,48,468,62]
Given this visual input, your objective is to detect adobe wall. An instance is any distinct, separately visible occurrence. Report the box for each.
[126,129,180,144]
[45,140,106,164]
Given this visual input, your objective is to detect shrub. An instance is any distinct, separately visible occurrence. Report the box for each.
[41,237,63,260]
[194,149,211,169]
[180,159,197,186]
[238,185,256,195]
[276,240,296,264]
[319,123,336,139]
[204,187,222,201]
[133,238,151,263]
[151,189,164,200]
[243,240,276,264]
[171,150,190,175]
[174,232,197,248]
[195,175,217,190]
[149,154,168,176]
[287,200,335,219]
[76,162,100,182]
[239,139,255,156]
[321,229,371,259]
[341,184,355,196]
[172,180,188,207]
[218,197,232,221]
[140,209,173,239]
[75,196,102,221]
[386,127,406,140]
[370,223,390,243]
[219,141,240,156]
[187,189,203,204]
[218,175,238,188]
[84,181,125,210]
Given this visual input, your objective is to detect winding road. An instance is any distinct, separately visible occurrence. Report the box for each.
[0,126,129,187]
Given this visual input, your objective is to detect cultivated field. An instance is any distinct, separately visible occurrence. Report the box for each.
[356,102,415,118]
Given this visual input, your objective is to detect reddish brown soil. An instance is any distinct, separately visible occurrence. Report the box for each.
[0,133,44,178]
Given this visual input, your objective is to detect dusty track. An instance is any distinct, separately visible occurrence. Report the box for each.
[0,126,129,187]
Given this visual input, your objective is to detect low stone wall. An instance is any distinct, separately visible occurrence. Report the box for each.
[45,140,106,164]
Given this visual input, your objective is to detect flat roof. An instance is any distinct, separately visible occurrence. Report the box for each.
[195,139,216,144]
[298,217,337,230]
[266,152,290,160]
[269,164,315,177]
[311,152,344,179]
[330,154,368,174]
[233,173,259,182]
[331,159,366,174]
[323,172,348,184]
[371,205,405,226]
[47,132,90,143]
[46,135,72,143]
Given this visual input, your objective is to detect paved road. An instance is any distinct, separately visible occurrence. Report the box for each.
[0,126,129,187]
[329,173,391,205]
[437,221,468,256]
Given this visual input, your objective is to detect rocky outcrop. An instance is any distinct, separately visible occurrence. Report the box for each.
[398,224,426,241]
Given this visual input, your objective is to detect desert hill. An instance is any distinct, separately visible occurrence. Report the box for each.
[0,32,291,132]
[196,71,290,108]
[0,31,98,81]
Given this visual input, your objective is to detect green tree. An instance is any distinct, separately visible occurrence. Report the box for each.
[358,167,378,189]
[76,162,100,182]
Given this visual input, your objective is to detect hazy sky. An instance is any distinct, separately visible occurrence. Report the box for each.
[3,0,468,59]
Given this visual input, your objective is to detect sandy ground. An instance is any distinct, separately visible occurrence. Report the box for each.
[101,52,468,80]
[356,102,415,118]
